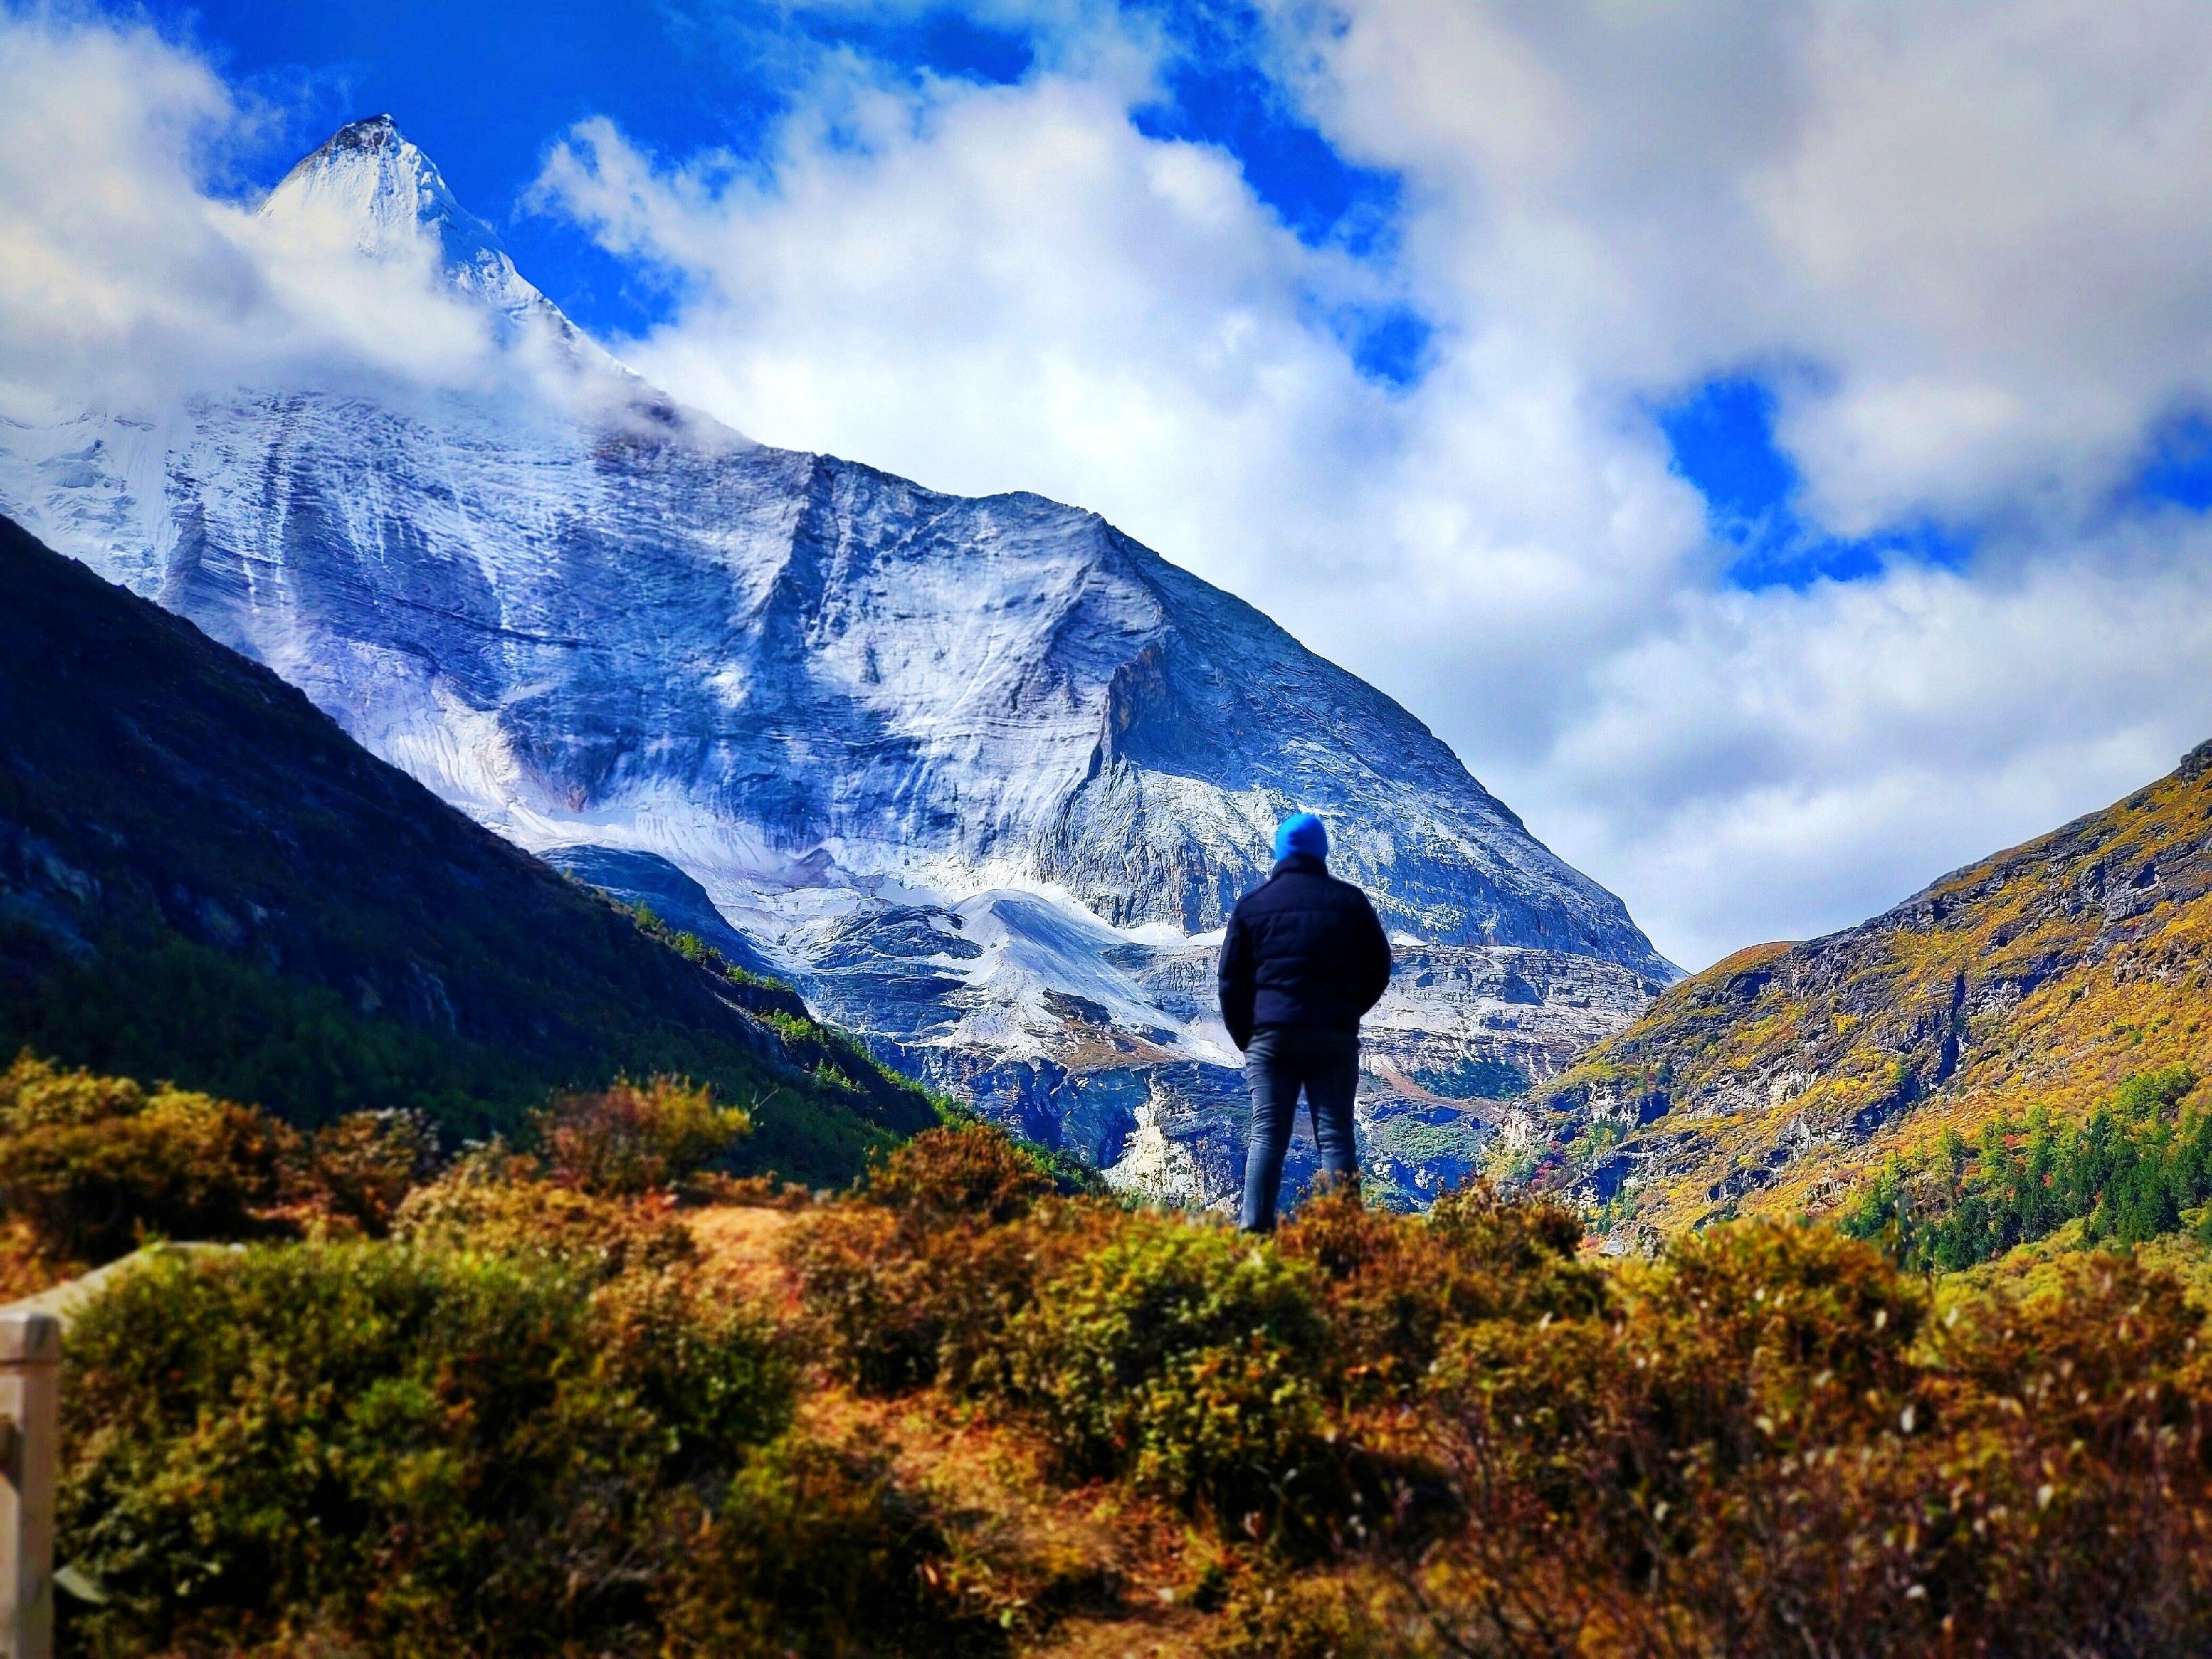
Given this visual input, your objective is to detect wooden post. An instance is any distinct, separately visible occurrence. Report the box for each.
[0,1313,58,1659]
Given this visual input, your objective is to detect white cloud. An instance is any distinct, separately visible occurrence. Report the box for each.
[532,76,1405,587]
[1299,0,2212,524]
[529,1,2212,968]
[9,2,2212,970]
[0,10,527,419]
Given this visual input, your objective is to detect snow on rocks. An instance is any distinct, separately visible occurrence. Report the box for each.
[0,119,1679,1205]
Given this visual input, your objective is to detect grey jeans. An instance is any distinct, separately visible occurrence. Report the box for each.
[1239,1025,1359,1232]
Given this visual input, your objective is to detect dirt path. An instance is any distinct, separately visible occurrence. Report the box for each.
[687,1202,794,1278]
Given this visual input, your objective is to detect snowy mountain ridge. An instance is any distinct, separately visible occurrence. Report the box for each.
[0,117,1675,1205]
[262,115,577,342]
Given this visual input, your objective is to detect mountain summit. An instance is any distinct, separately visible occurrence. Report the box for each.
[260,115,532,308]
[0,118,1673,1204]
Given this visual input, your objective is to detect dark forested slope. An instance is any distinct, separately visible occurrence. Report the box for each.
[0,515,934,1177]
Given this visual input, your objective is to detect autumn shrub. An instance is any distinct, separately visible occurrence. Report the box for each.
[1627,1218,1929,1455]
[1003,1213,1333,1521]
[661,1433,1004,1658]
[1200,1571,1402,1659]
[394,1143,699,1280]
[1279,1183,1609,1404]
[1913,1253,2212,1652]
[592,1265,796,1469]
[0,1052,296,1265]
[863,1118,1056,1226]
[1572,1249,2212,1658]
[291,1107,442,1236]
[537,1074,750,1195]
[57,1241,789,1656]
[40,1094,2212,1659]
[785,1122,1071,1393]
[1393,1221,2212,1659]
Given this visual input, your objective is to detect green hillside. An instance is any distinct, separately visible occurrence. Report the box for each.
[1517,741,2212,1246]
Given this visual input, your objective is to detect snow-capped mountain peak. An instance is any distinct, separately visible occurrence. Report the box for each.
[260,115,539,316]
[0,117,1678,1208]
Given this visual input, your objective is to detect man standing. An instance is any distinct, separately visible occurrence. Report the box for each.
[1216,811,1393,1232]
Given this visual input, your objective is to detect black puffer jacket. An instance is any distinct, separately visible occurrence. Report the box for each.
[1216,852,1393,1050]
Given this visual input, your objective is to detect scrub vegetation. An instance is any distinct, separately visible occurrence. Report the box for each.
[15,1069,2212,1658]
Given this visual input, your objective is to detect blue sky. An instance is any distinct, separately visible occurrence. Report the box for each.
[168,0,2198,596]
[177,3,1393,335]
[1656,377,1975,591]
[168,1,1433,391]
[9,1,2212,967]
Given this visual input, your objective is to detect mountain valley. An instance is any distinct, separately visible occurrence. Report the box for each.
[0,512,937,1179]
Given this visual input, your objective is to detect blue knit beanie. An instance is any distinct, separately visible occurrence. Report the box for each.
[1273,811,1328,863]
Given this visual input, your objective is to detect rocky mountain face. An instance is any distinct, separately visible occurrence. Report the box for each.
[0,117,1675,1206]
[1518,741,2212,1246]
[0,513,937,1179]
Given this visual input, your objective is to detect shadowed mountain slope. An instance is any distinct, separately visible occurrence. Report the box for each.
[1515,741,2212,1244]
[0,514,935,1178]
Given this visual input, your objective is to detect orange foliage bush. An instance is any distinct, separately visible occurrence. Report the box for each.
[785,1125,2212,1653]
[290,1107,441,1237]
[1404,1224,2212,1658]
[31,1087,2212,1656]
[783,1122,1073,1393]
[537,1075,750,1196]
[0,1053,297,1265]
[1278,1184,1608,1404]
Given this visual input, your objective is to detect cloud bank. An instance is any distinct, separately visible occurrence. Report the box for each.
[533,0,2212,966]
[0,12,566,419]
[8,1,2212,967]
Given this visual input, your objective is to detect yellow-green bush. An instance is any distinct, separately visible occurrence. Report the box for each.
[1200,1572,1401,1659]
[49,1235,1001,1659]
[786,1128,1351,1530]
[537,1074,750,1195]
[57,1242,783,1656]
[1279,1184,1607,1404]
[39,1103,2212,1658]
[1002,1215,1331,1519]
[0,1052,296,1264]
[783,1124,1069,1393]
[37,1101,1010,1657]
[394,1144,698,1280]
[661,1433,1002,1657]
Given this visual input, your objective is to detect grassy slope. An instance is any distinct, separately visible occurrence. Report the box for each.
[0,514,936,1181]
[1521,741,2212,1239]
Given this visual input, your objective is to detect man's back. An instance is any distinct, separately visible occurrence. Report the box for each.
[1216,848,1393,1049]
[1218,814,1391,1231]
